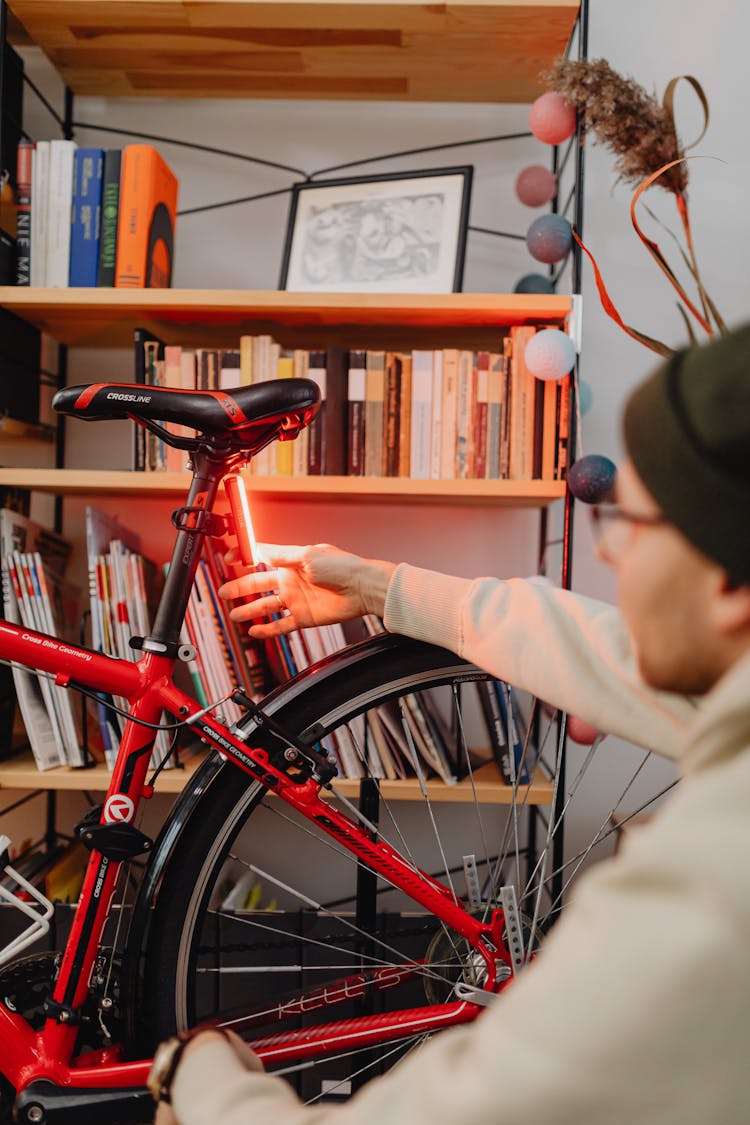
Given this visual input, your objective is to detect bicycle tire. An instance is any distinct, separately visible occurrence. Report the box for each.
[128,631,669,1100]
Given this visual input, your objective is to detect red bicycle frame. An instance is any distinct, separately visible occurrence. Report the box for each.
[0,428,513,1120]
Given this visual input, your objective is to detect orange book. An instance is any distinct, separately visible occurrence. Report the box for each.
[114,145,178,288]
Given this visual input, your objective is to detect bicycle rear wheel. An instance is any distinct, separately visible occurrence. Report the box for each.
[131,632,673,1101]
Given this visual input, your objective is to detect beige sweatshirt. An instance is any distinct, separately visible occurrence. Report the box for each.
[172,568,750,1125]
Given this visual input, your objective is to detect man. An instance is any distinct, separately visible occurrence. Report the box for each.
[153,325,750,1123]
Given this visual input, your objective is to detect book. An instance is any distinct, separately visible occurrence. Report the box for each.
[541,375,559,481]
[96,148,122,287]
[456,349,476,479]
[322,346,348,475]
[508,325,537,480]
[383,352,401,478]
[555,374,572,480]
[0,508,74,771]
[305,349,327,476]
[275,351,295,476]
[292,349,310,476]
[15,140,33,286]
[486,351,504,480]
[219,348,241,391]
[364,350,386,478]
[196,347,219,392]
[429,349,443,480]
[397,353,413,478]
[499,336,513,479]
[132,327,165,471]
[69,147,104,287]
[439,348,459,479]
[46,138,77,287]
[474,352,490,480]
[29,139,49,287]
[477,679,531,785]
[410,350,433,480]
[347,348,367,477]
[114,144,178,288]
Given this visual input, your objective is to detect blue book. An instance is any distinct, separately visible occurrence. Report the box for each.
[493,681,532,785]
[69,147,104,286]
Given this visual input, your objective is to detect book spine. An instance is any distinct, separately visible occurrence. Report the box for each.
[347,349,367,477]
[555,374,572,480]
[397,353,412,478]
[364,351,385,478]
[292,348,310,477]
[508,325,537,480]
[306,350,327,476]
[15,141,34,286]
[323,347,348,475]
[439,349,458,480]
[410,350,433,480]
[485,351,503,480]
[474,351,490,480]
[541,376,559,481]
[499,337,513,479]
[96,149,122,287]
[46,139,76,288]
[30,140,49,287]
[275,352,295,476]
[456,349,476,480]
[383,352,401,478]
[69,148,104,287]
[429,350,443,480]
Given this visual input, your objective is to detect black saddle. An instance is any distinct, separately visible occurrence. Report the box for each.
[53,379,321,455]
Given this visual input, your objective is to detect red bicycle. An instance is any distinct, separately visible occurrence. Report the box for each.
[0,378,652,1124]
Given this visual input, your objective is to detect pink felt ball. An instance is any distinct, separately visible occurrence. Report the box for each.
[524,328,576,381]
[515,164,558,207]
[567,714,602,745]
[529,92,577,145]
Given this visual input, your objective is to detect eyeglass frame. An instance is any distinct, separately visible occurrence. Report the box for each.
[590,503,667,562]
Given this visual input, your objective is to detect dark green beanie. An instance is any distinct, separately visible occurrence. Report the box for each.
[623,324,750,584]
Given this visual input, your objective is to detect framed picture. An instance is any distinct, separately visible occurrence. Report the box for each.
[279,166,473,294]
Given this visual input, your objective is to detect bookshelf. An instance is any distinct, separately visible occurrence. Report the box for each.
[0,1,584,811]
[8,1,580,104]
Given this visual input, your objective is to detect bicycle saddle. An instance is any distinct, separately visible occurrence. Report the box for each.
[53,378,321,451]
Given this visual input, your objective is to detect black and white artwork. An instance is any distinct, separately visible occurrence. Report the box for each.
[280,168,473,293]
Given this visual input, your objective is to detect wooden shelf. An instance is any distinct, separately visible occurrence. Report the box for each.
[0,288,572,350]
[0,467,565,506]
[0,750,553,804]
[9,1,580,104]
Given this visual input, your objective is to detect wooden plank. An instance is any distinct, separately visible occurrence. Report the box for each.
[10,1,580,103]
[0,467,565,506]
[0,750,553,803]
[0,288,571,348]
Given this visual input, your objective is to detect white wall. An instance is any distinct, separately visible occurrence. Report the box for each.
[11,0,749,861]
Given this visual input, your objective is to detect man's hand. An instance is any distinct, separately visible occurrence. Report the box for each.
[217,543,396,639]
[154,1029,262,1124]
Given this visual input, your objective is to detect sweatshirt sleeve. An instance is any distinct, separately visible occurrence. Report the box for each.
[383,564,697,759]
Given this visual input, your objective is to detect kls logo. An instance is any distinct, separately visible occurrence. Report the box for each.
[103,794,135,824]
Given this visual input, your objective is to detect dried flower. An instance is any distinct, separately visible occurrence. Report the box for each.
[542,58,687,194]
[539,57,725,351]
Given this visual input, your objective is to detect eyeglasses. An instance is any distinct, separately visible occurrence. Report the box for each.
[590,503,667,563]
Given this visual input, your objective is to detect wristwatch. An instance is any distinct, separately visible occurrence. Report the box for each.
[148,1027,231,1104]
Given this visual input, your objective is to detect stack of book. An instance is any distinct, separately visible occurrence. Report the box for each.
[131,324,571,482]
[15,140,178,289]
[0,507,83,770]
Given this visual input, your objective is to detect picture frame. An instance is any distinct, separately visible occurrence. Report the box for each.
[279,166,473,294]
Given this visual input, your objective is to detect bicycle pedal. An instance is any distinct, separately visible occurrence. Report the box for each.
[0,835,55,968]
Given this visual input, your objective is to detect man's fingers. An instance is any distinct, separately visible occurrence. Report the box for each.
[228,594,284,623]
[248,615,298,640]
[218,569,281,601]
